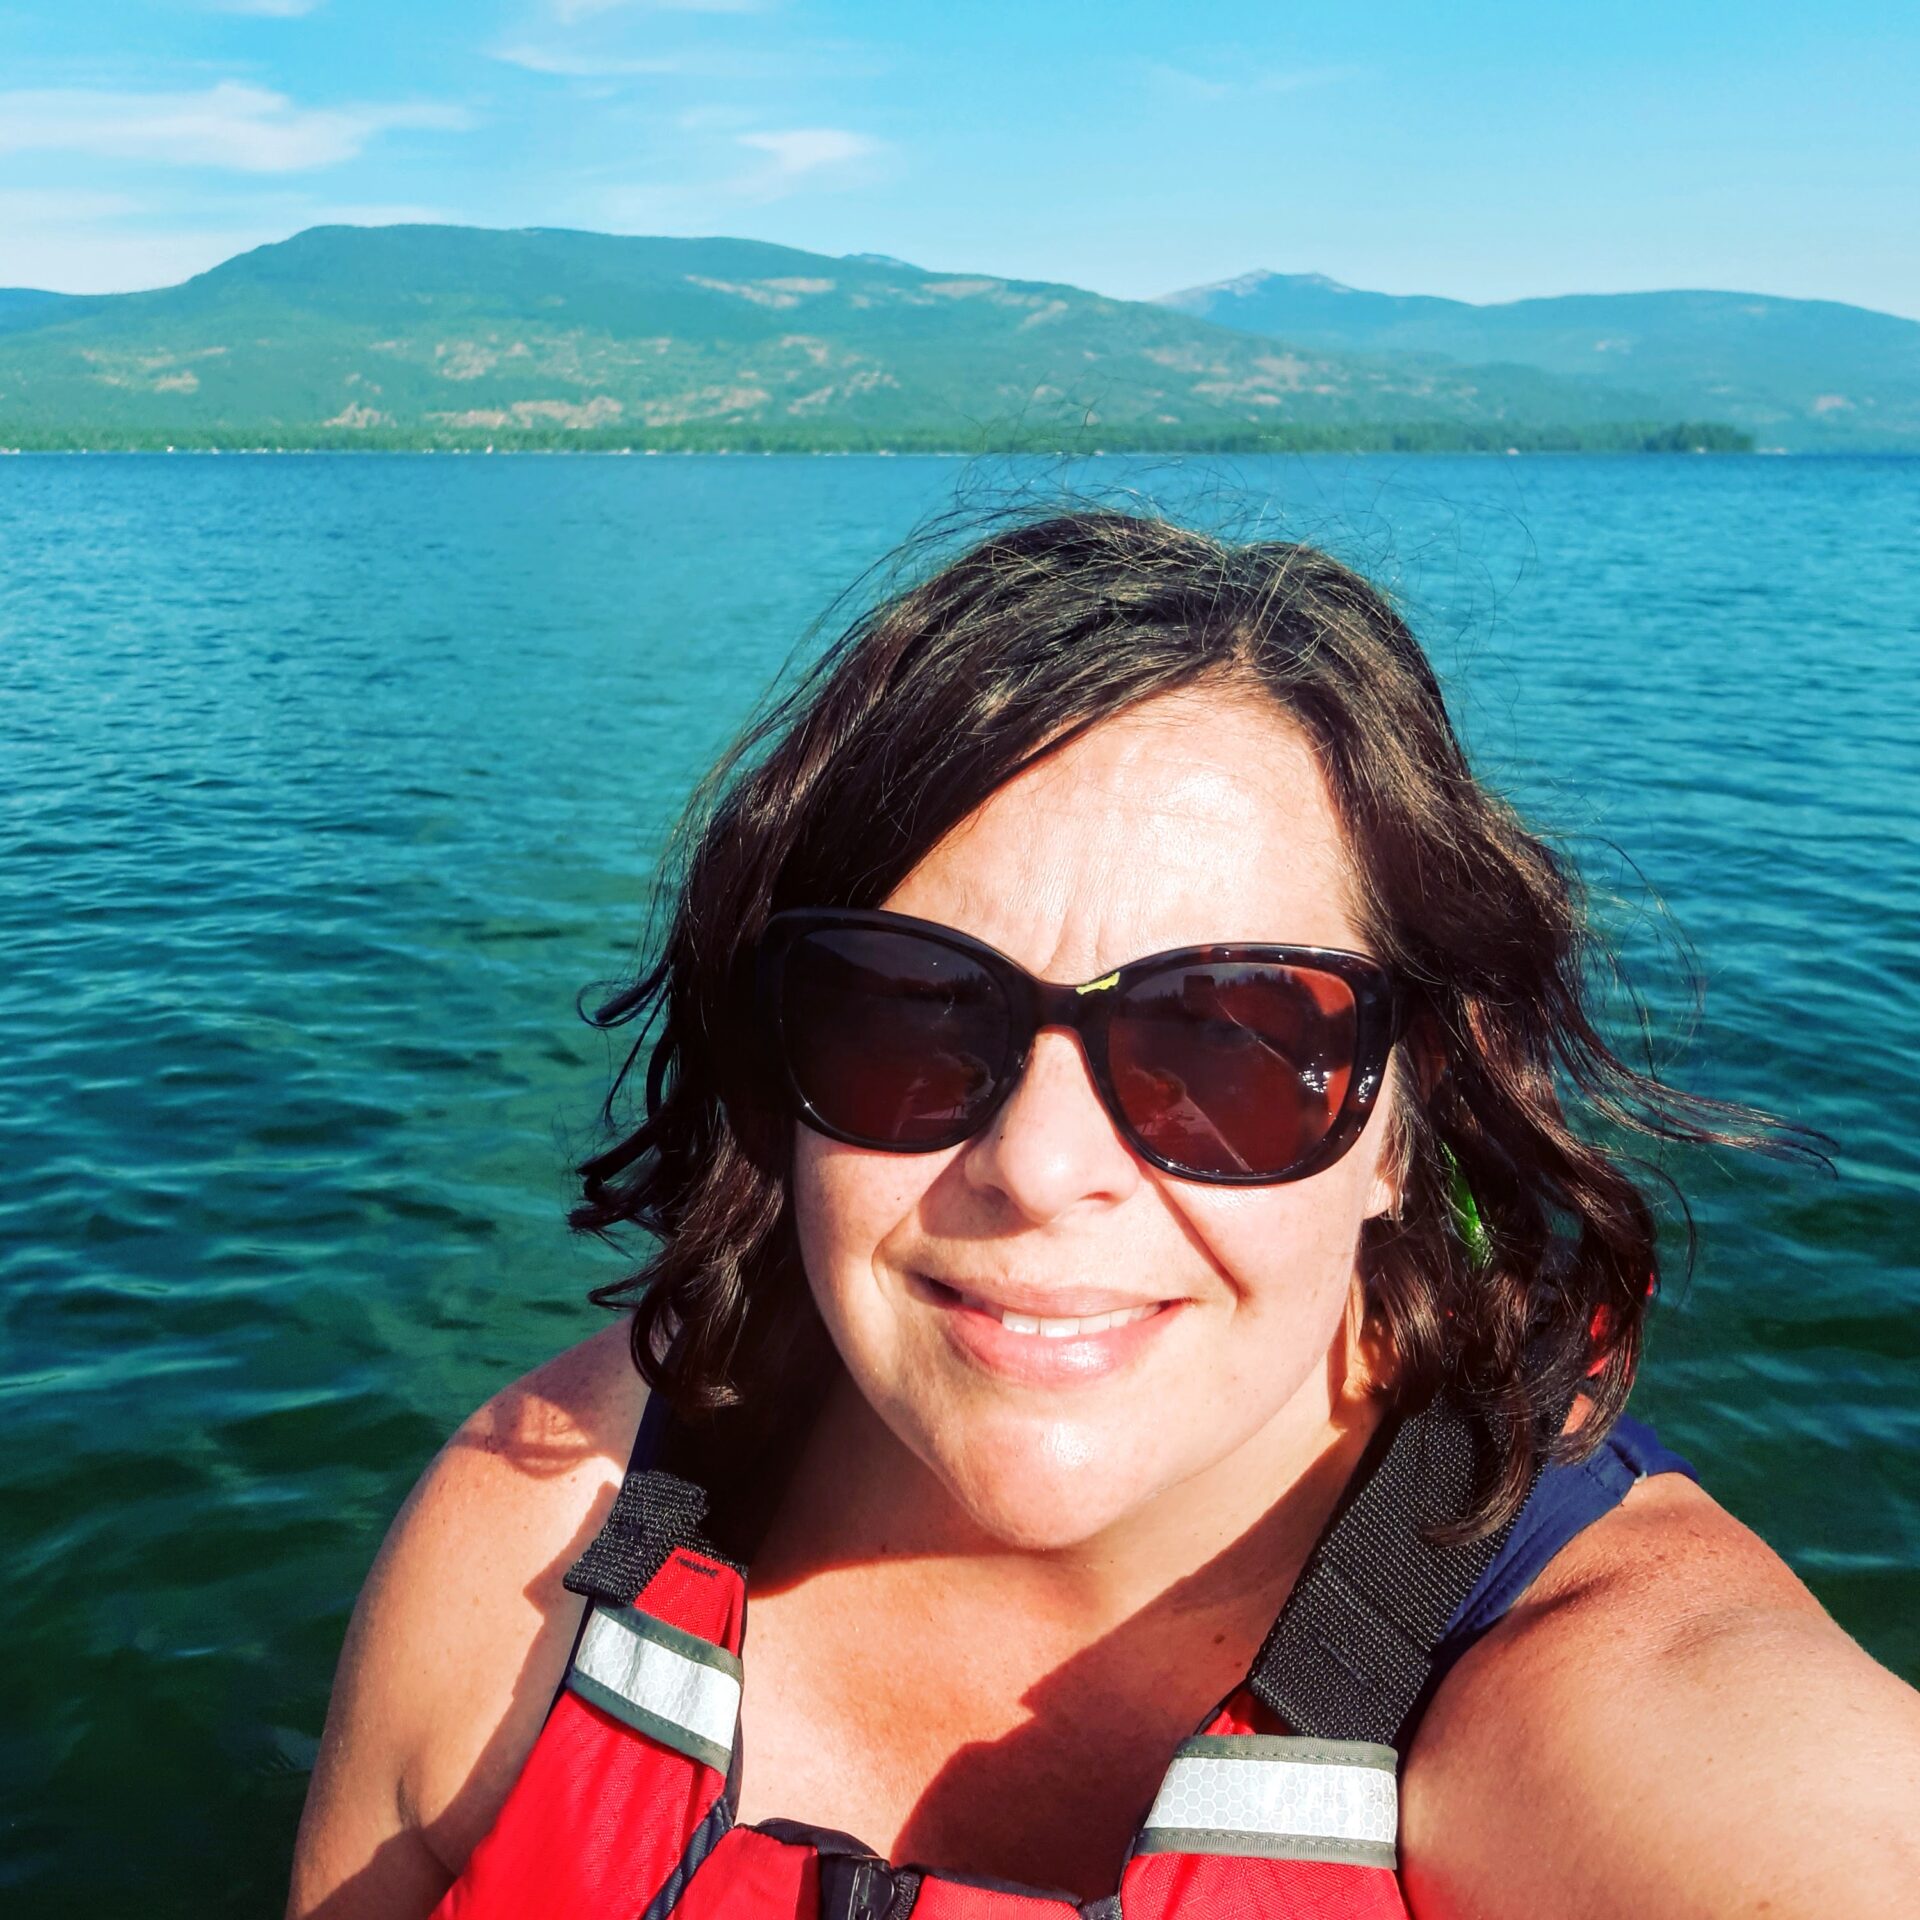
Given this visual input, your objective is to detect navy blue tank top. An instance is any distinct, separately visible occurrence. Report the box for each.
[1428,1411,1696,1690]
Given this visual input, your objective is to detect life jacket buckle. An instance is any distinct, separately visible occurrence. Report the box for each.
[818,1854,920,1920]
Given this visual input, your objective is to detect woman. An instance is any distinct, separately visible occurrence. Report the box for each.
[289,510,1920,1919]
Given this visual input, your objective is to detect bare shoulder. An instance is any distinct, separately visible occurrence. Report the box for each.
[287,1319,647,1919]
[1400,1465,1920,1920]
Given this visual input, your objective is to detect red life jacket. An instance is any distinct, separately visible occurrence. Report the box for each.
[431,1395,1688,1920]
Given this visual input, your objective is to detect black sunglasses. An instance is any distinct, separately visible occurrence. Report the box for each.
[754,907,1407,1186]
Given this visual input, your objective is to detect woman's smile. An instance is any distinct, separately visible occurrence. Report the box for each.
[912,1270,1185,1385]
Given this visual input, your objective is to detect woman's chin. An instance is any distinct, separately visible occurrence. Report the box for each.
[929,1419,1175,1552]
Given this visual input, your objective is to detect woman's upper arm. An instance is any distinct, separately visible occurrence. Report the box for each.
[1400,1471,1920,1920]
[284,1547,455,1917]
[286,1323,646,1920]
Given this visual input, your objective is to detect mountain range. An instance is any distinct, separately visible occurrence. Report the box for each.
[0,225,1910,452]
[1158,271,1920,452]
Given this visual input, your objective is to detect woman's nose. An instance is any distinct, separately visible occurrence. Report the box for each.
[959,1026,1141,1222]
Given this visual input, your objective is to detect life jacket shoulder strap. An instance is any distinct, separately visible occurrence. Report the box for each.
[565,1390,745,1611]
[557,1402,750,1774]
[1251,1393,1559,1750]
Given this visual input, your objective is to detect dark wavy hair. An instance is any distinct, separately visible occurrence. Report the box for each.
[570,505,1825,1535]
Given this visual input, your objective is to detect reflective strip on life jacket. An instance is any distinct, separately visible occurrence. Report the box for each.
[565,1602,743,1774]
[1136,1735,1398,1868]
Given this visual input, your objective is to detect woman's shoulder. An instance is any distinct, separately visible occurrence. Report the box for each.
[288,1320,647,1915]
[1400,1465,1920,1918]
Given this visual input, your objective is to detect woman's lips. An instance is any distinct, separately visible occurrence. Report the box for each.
[915,1275,1182,1384]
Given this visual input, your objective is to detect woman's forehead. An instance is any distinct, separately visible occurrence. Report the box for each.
[883,690,1369,972]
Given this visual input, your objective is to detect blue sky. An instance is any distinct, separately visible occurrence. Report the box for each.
[3,0,1916,316]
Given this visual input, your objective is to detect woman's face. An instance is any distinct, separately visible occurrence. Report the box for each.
[790,686,1405,1551]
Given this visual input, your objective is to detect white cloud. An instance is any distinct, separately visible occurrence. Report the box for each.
[491,44,686,76]
[599,124,882,226]
[204,0,327,15]
[552,0,766,18]
[0,82,472,173]
[737,126,878,184]
[494,38,883,84]
[737,125,879,196]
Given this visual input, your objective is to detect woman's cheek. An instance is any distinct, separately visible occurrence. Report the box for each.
[789,1127,940,1367]
[1168,1182,1372,1405]
[790,1132,875,1341]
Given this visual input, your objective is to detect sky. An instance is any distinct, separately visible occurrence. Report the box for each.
[2,0,1917,317]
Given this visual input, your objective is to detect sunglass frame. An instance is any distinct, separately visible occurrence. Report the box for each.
[754,906,1408,1186]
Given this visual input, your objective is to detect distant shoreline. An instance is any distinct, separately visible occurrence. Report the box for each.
[2,446,1788,459]
[0,420,1755,457]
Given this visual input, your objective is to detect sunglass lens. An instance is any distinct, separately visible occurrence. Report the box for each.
[780,928,1010,1147]
[1108,963,1357,1177]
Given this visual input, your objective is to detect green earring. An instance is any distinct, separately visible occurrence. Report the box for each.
[1438,1142,1491,1269]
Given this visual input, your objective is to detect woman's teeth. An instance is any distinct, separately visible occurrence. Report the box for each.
[954,1291,1159,1338]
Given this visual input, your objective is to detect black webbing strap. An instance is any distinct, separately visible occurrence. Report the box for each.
[1249,1394,1557,1749]
[563,1464,741,1607]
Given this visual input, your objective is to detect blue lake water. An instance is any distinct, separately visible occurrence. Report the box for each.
[2,451,1916,1912]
